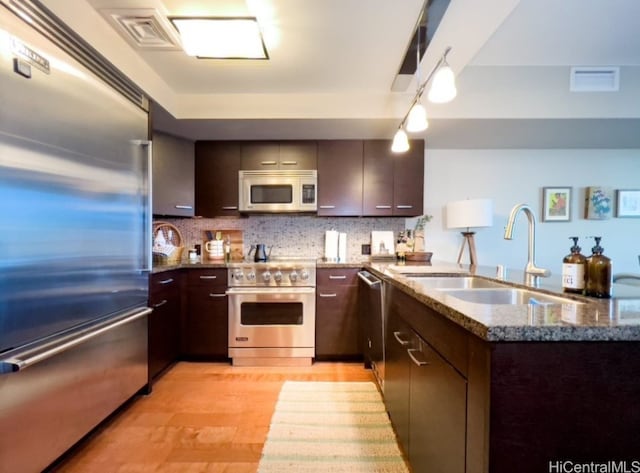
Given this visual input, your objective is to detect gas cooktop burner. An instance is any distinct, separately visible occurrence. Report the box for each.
[227,259,317,287]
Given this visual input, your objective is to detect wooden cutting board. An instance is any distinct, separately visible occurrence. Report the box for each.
[203,229,244,261]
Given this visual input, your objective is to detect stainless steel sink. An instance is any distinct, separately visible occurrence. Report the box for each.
[409,276,506,290]
[441,288,584,306]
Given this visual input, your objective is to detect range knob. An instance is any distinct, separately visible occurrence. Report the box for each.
[273,271,283,282]
[246,271,256,282]
[300,269,310,281]
[233,269,244,281]
[262,271,272,282]
[289,270,298,283]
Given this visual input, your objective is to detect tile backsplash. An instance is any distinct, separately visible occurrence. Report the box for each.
[156,215,405,262]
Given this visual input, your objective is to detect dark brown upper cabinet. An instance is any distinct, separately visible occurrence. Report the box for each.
[152,132,195,217]
[195,141,241,217]
[240,141,317,170]
[317,140,364,216]
[363,139,424,217]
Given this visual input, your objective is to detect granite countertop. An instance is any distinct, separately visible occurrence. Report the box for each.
[366,260,640,342]
[153,258,365,273]
[152,259,228,273]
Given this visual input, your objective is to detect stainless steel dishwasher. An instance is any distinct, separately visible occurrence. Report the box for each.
[358,270,386,391]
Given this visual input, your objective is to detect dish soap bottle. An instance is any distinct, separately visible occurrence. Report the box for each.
[585,236,612,298]
[562,237,587,294]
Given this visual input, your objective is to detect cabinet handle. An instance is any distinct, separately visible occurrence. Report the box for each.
[200,275,217,280]
[158,278,174,285]
[407,348,429,367]
[319,293,337,298]
[209,293,227,298]
[329,275,346,280]
[222,206,238,210]
[153,299,168,308]
[319,205,336,209]
[375,205,392,209]
[393,331,410,346]
[174,204,193,210]
[260,160,278,166]
[396,205,413,209]
[280,160,298,166]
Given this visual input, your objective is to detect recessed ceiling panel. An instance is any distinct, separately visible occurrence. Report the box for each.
[99,8,182,50]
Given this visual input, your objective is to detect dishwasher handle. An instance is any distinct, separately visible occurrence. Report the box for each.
[358,270,381,288]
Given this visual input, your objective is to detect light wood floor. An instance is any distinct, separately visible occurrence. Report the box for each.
[49,361,375,473]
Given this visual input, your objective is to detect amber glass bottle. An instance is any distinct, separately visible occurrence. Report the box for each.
[562,237,586,294]
[585,237,612,298]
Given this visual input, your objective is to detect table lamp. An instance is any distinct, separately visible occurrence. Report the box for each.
[446,199,494,265]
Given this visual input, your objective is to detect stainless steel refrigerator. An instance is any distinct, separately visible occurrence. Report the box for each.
[0,2,152,472]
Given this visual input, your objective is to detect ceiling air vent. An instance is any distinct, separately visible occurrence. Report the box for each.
[99,8,182,50]
[570,67,620,92]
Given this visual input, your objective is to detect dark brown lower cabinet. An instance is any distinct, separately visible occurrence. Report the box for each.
[183,269,229,359]
[384,281,640,473]
[386,298,466,473]
[384,309,412,455]
[315,268,360,359]
[148,271,181,381]
[409,335,466,473]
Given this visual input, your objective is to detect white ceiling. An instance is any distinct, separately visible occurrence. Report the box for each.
[42,0,640,147]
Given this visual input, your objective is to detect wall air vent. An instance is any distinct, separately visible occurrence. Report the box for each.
[570,67,620,92]
[99,8,182,50]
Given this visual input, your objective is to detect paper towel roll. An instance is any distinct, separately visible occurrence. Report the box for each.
[324,230,339,261]
[338,233,347,262]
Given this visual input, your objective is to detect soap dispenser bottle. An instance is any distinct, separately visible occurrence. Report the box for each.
[562,237,587,294]
[585,236,612,298]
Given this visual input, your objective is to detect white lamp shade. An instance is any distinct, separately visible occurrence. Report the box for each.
[391,128,410,153]
[406,103,429,132]
[446,199,493,229]
[428,65,457,103]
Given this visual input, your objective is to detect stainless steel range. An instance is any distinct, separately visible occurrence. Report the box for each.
[226,259,316,366]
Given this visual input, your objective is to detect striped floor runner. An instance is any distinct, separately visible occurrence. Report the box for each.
[257,381,409,473]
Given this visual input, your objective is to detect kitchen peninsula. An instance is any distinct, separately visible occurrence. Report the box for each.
[368,261,640,473]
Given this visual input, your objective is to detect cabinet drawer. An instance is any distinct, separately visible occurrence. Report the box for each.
[316,268,359,286]
[186,269,227,287]
[150,271,181,300]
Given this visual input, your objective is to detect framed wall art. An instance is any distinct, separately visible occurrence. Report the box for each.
[542,187,571,222]
[616,189,640,218]
[585,186,613,220]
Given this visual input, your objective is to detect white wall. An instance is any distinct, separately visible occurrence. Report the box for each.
[417,149,640,274]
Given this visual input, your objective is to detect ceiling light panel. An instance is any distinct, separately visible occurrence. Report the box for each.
[170,17,269,59]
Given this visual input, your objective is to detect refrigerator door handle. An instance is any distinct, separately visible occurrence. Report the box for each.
[0,308,152,374]
[132,139,153,273]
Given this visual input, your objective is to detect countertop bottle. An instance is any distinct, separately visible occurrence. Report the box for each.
[562,237,587,294]
[585,236,612,298]
[396,231,406,262]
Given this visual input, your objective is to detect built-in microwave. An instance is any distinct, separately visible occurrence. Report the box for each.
[238,169,317,213]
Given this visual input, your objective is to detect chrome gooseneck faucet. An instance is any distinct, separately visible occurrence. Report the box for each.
[504,204,551,287]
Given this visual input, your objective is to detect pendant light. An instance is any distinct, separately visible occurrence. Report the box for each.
[428,55,457,103]
[391,128,410,153]
[406,103,428,132]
